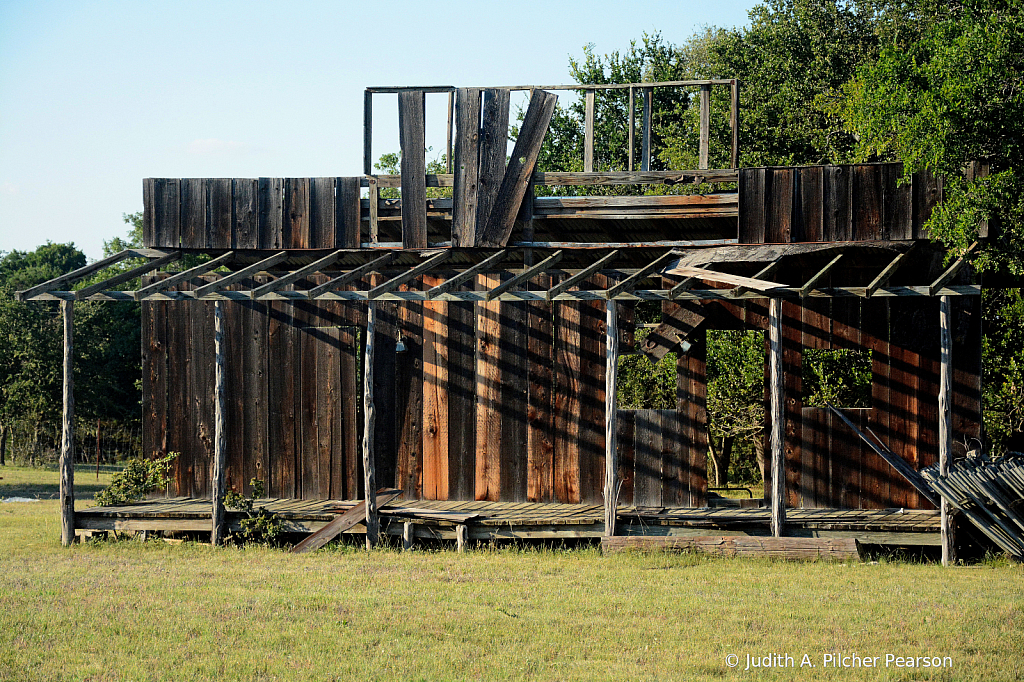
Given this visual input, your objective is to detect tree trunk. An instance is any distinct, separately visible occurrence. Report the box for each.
[708,436,734,487]
[0,424,7,466]
[754,433,766,484]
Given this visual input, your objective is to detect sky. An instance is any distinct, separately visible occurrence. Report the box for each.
[0,0,758,260]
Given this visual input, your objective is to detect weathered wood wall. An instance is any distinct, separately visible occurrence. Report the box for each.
[142,274,706,504]
[739,163,941,243]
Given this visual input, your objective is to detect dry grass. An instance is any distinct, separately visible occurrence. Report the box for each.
[0,466,1022,681]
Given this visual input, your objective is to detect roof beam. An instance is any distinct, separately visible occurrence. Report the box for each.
[485,250,564,301]
[16,249,138,301]
[800,252,844,298]
[865,244,916,298]
[929,242,978,296]
[425,250,507,299]
[545,250,619,301]
[250,250,346,300]
[74,251,182,300]
[604,252,674,299]
[731,258,781,298]
[366,251,451,299]
[133,252,235,301]
[669,274,702,299]
[194,251,290,298]
[306,252,398,299]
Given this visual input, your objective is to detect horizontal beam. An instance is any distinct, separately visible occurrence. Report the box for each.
[74,251,182,300]
[133,252,235,301]
[364,170,738,188]
[32,284,984,304]
[250,250,345,299]
[193,251,290,298]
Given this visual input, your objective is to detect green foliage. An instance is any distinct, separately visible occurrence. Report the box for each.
[94,453,177,507]
[982,289,1024,454]
[802,349,872,408]
[707,331,766,484]
[375,149,451,199]
[616,330,676,409]
[224,478,285,546]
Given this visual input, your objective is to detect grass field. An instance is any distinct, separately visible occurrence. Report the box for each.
[1,465,1022,682]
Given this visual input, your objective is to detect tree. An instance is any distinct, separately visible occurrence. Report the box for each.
[706,331,766,485]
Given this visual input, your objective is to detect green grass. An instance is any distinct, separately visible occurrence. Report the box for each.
[1,464,112,502]
[0,466,1022,681]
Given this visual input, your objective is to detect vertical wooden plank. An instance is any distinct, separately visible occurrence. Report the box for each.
[422,275,449,501]
[824,166,853,242]
[211,300,227,545]
[163,296,190,497]
[800,299,830,508]
[939,296,953,565]
[604,299,619,534]
[267,299,296,498]
[577,278,607,505]
[190,292,215,498]
[336,177,362,248]
[372,300,398,490]
[180,178,208,249]
[781,301,802,509]
[338,305,360,500]
[633,410,662,507]
[795,166,824,242]
[293,296,318,499]
[584,89,596,173]
[475,273,502,501]
[730,80,740,170]
[617,410,635,507]
[396,283,424,499]
[884,163,913,240]
[913,169,941,239]
[552,298,582,504]
[241,285,269,493]
[208,178,234,249]
[367,176,379,244]
[141,294,168,466]
[527,274,555,502]
[143,179,156,247]
[60,300,74,546]
[233,179,258,249]
[678,334,708,507]
[500,297,529,502]
[767,168,794,243]
[222,298,245,496]
[698,84,711,170]
[641,87,653,172]
[284,177,310,249]
[398,90,427,249]
[739,168,766,244]
[258,178,284,250]
[864,298,891,509]
[447,295,477,500]
[447,90,455,173]
[628,86,635,172]
[452,88,482,247]
[150,178,181,249]
[769,298,786,537]
[476,89,511,233]
[363,90,373,175]
[310,177,336,250]
[853,164,883,241]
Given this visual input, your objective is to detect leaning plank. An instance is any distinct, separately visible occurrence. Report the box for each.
[478,89,558,247]
[640,301,706,362]
[290,489,403,554]
[601,535,861,561]
[663,266,787,292]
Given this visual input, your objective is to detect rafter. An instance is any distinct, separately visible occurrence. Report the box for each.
[545,250,619,301]
[75,251,182,300]
[731,258,781,298]
[865,244,916,298]
[366,251,451,299]
[16,249,138,301]
[250,250,346,299]
[604,252,674,299]
[306,252,398,299]
[194,252,290,298]
[484,250,564,302]
[133,252,235,301]
[800,252,844,297]
[425,250,506,299]
[929,242,978,296]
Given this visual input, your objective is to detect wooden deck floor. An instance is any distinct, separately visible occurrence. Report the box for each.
[75,498,941,546]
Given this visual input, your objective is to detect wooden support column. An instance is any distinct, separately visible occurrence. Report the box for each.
[363,301,379,549]
[768,297,786,537]
[730,79,740,169]
[628,86,635,172]
[60,300,75,547]
[211,300,227,546]
[698,84,711,170]
[604,299,619,536]
[584,89,595,173]
[641,87,653,172]
[939,296,955,565]
[403,521,414,551]
[456,524,468,552]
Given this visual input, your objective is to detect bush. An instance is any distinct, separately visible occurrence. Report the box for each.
[224,479,284,546]
[94,453,177,507]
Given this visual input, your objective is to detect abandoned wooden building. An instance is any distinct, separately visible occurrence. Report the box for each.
[18,81,984,561]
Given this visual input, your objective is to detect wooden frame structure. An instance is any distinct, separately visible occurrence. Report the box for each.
[16,81,985,565]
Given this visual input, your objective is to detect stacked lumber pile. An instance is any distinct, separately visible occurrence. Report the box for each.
[921,454,1024,561]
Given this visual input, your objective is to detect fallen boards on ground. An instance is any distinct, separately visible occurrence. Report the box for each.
[290,489,403,554]
[601,535,861,561]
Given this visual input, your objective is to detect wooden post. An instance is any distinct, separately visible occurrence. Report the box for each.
[584,89,595,173]
[95,419,101,479]
[604,299,619,537]
[939,296,954,565]
[403,521,414,551]
[363,90,373,175]
[211,300,227,546]
[0,423,7,466]
[363,302,379,549]
[768,297,786,537]
[446,90,454,174]
[60,300,75,546]
[456,524,468,552]
[698,84,711,170]
[368,176,379,244]
[730,79,740,169]
[641,87,653,172]
[628,86,635,172]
